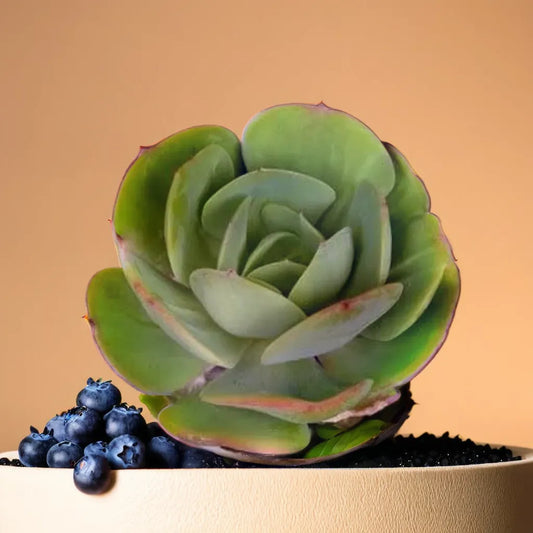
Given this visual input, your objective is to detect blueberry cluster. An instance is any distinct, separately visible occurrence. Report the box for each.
[5,378,228,494]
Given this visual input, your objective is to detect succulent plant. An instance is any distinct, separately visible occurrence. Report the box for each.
[86,103,460,465]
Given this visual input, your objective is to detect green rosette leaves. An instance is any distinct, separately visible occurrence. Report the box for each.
[87,103,460,464]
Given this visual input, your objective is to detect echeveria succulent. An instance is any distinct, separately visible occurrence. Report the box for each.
[86,103,460,464]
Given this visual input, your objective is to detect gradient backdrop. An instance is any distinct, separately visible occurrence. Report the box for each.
[1,1,531,453]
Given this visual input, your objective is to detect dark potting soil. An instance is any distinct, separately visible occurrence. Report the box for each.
[0,432,522,469]
[318,432,522,468]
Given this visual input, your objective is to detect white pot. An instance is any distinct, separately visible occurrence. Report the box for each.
[1,446,532,533]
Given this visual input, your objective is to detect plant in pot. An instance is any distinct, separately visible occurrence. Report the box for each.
[1,103,531,532]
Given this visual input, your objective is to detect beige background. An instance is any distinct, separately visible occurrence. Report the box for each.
[1,0,531,453]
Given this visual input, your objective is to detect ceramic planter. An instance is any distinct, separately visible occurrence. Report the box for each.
[1,445,532,532]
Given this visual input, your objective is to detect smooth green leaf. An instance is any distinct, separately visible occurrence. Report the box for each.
[241,103,394,236]
[362,214,450,340]
[189,268,306,338]
[315,425,346,440]
[139,394,171,418]
[262,283,403,364]
[341,181,392,297]
[304,419,388,458]
[289,227,354,314]
[247,260,306,294]
[86,268,207,394]
[114,126,242,274]
[242,232,307,276]
[217,196,252,272]
[320,263,460,389]
[202,342,372,424]
[201,168,336,239]
[385,143,430,227]
[158,396,311,455]
[248,277,282,294]
[261,204,324,254]
[117,245,249,367]
[164,144,235,285]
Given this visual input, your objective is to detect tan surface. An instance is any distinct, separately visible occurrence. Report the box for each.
[0,1,532,452]
[1,447,532,533]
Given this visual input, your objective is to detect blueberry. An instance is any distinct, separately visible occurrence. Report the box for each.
[46,441,83,468]
[64,406,104,446]
[107,435,145,469]
[104,404,147,440]
[181,447,228,468]
[73,455,112,495]
[146,436,182,468]
[44,413,68,442]
[76,378,121,413]
[84,441,109,459]
[146,421,167,440]
[18,426,58,467]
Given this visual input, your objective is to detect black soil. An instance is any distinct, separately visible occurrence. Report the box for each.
[318,432,522,468]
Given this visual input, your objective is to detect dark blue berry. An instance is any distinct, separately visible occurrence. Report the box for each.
[64,406,104,446]
[146,436,182,468]
[44,413,68,442]
[181,447,228,468]
[18,427,58,467]
[46,441,83,468]
[76,378,121,413]
[104,404,147,440]
[84,441,109,459]
[146,421,167,440]
[73,455,112,494]
[107,435,145,469]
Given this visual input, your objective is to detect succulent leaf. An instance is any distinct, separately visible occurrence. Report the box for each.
[158,396,312,455]
[248,277,283,294]
[261,204,324,254]
[315,425,346,440]
[242,232,308,276]
[117,245,250,367]
[189,268,306,338]
[247,260,307,295]
[362,214,450,340]
[201,168,336,239]
[261,283,403,364]
[288,226,354,314]
[320,262,460,389]
[304,419,388,458]
[385,142,430,226]
[114,126,242,275]
[242,103,395,198]
[164,144,235,285]
[203,379,372,425]
[86,269,207,394]
[341,181,392,297]
[201,342,373,424]
[139,393,171,418]
[217,196,252,272]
